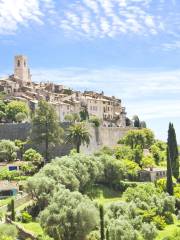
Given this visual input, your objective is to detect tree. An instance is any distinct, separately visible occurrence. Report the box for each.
[99,205,105,240]
[6,100,28,122]
[80,105,89,121]
[64,113,80,123]
[140,121,147,128]
[166,147,174,196]
[0,140,19,162]
[119,129,154,150]
[23,148,43,170]
[23,148,43,163]
[167,123,179,179]
[66,123,91,153]
[15,112,27,123]
[0,111,6,122]
[11,199,15,221]
[30,100,64,162]
[89,116,101,127]
[106,229,109,240]
[14,139,26,160]
[40,189,98,240]
[133,115,140,128]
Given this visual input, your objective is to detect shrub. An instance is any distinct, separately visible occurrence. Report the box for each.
[15,112,27,123]
[142,209,156,223]
[6,100,28,122]
[89,116,101,127]
[152,215,166,230]
[0,224,18,239]
[164,212,174,224]
[116,181,138,192]
[21,211,32,223]
[23,148,43,164]
[87,231,100,240]
[0,140,19,162]
[141,223,157,240]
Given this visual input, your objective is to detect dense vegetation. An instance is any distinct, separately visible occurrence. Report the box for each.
[0,100,179,240]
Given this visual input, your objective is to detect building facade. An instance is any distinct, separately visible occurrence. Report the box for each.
[0,55,127,127]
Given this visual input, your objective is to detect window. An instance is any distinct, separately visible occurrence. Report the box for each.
[17,60,20,67]
[24,61,26,67]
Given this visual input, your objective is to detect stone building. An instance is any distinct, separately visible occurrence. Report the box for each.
[0,55,127,127]
[14,55,31,83]
[139,168,167,182]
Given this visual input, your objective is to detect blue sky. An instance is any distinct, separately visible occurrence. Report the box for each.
[0,0,180,142]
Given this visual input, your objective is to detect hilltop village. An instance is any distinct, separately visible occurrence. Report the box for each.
[0,55,127,127]
[0,56,179,240]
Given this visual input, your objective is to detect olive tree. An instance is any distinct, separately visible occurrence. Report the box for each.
[40,189,98,240]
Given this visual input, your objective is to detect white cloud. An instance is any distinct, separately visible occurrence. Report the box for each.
[0,0,54,34]
[58,0,164,38]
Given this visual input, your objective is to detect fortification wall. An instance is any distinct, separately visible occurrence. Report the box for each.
[0,123,131,157]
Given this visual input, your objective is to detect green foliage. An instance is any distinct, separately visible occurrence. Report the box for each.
[167,123,179,179]
[23,148,43,165]
[162,229,180,240]
[11,199,15,221]
[21,211,32,223]
[0,140,19,162]
[89,116,101,127]
[133,146,143,166]
[30,100,64,161]
[141,222,157,239]
[99,205,105,240]
[6,100,28,122]
[0,224,18,239]
[174,184,180,198]
[15,112,27,122]
[164,212,174,224]
[27,153,104,210]
[141,155,155,168]
[87,231,100,240]
[0,169,20,180]
[152,215,166,230]
[79,105,89,121]
[0,111,6,122]
[114,145,134,161]
[133,115,141,128]
[40,189,98,240]
[65,122,91,153]
[0,100,7,112]
[14,139,26,160]
[95,146,114,156]
[64,113,80,123]
[119,128,155,150]
[166,146,174,196]
[108,218,140,240]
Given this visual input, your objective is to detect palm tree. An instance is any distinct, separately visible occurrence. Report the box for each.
[66,123,91,153]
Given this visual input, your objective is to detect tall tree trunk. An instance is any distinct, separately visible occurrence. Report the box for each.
[77,143,80,153]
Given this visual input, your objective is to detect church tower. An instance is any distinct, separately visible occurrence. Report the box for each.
[14,55,31,83]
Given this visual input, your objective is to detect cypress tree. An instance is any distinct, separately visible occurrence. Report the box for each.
[106,229,109,240]
[166,146,174,195]
[99,204,105,240]
[168,123,179,179]
[11,199,15,221]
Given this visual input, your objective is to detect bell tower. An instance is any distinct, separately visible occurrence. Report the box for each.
[14,55,31,83]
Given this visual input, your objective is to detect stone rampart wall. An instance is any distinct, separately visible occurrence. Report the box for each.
[0,123,131,157]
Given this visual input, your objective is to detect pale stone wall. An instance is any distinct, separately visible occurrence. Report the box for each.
[0,123,131,157]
